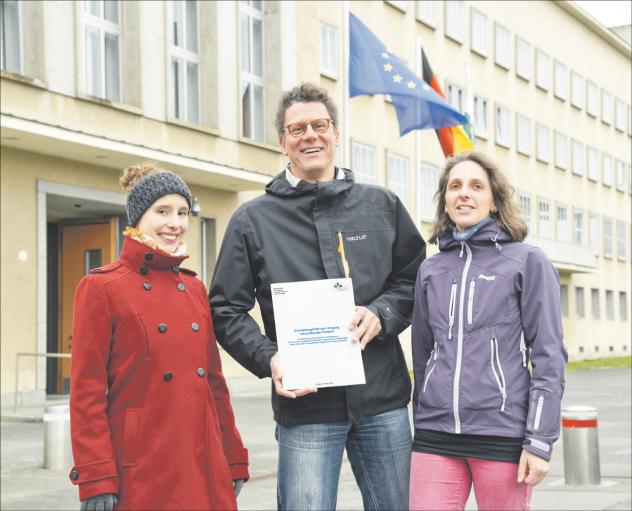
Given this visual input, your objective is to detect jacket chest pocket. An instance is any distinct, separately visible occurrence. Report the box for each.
[464,268,511,330]
[426,271,460,332]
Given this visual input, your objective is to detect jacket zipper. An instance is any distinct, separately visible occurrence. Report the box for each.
[520,330,528,368]
[453,242,472,433]
[467,280,475,325]
[490,337,507,412]
[447,282,457,340]
[534,395,544,431]
[423,342,439,393]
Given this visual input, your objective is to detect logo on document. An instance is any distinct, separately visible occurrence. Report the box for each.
[333,281,348,291]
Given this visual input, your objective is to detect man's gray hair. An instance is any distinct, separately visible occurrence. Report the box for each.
[275,83,339,137]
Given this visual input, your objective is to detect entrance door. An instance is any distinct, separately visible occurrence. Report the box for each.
[58,220,117,394]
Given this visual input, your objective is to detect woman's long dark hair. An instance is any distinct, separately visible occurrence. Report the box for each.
[428,151,528,244]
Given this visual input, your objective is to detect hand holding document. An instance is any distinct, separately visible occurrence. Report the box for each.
[271,278,366,391]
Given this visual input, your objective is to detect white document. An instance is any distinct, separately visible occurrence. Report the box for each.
[271,278,366,390]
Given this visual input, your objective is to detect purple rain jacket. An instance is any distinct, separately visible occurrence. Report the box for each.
[411,221,567,461]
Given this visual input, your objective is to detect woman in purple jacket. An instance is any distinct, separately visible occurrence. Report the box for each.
[410,151,567,510]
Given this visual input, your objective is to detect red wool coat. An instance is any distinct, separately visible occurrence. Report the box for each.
[69,237,248,510]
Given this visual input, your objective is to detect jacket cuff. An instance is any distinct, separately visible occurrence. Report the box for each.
[226,447,249,465]
[69,458,119,501]
[522,437,552,462]
[76,477,118,501]
[229,463,250,481]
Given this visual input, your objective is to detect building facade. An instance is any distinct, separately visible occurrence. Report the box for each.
[1,0,630,407]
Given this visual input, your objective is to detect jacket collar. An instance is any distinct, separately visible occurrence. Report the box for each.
[266,167,355,198]
[437,220,513,252]
[119,236,189,274]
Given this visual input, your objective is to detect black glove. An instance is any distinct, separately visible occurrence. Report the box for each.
[233,478,246,497]
[80,493,117,511]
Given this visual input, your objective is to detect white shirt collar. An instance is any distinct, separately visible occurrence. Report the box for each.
[285,166,345,187]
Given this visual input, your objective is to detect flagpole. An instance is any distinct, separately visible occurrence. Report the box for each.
[415,35,423,227]
[342,0,350,169]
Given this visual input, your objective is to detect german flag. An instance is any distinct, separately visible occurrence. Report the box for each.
[421,50,474,157]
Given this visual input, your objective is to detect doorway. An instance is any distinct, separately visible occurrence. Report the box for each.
[56,219,118,394]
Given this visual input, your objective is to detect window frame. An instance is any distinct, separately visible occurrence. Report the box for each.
[553,60,567,101]
[573,208,584,246]
[519,192,532,232]
[319,21,338,79]
[473,95,488,139]
[0,0,23,74]
[386,152,411,211]
[575,286,585,318]
[616,220,627,260]
[615,98,626,132]
[602,153,613,187]
[352,141,378,185]
[417,162,439,222]
[554,131,568,170]
[444,0,465,44]
[240,0,266,141]
[535,49,549,91]
[589,212,600,255]
[591,288,600,319]
[494,22,511,70]
[601,89,613,126]
[603,217,613,258]
[605,290,614,320]
[556,203,569,243]
[515,36,531,82]
[570,71,583,110]
[536,123,550,163]
[538,197,552,238]
[586,80,598,117]
[516,113,532,156]
[470,7,488,57]
[495,104,511,148]
[571,139,584,176]
[416,0,438,28]
[587,146,599,181]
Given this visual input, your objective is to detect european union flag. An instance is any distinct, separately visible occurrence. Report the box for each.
[349,12,468,137]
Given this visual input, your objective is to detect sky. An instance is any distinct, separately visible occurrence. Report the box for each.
[573,1,632,28]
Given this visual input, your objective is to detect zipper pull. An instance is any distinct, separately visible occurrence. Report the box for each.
[459,242,464,258]
[520,331,527,368]
[337,231,350,278]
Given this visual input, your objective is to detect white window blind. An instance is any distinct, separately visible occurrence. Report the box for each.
[620,292,628,321]
[617,221,627,260]
[603,218,613,257]
[0,0,21,73]
[554,132,567,170]
[496,105,511,148]
[387,153,411,211]
[616,160,626,192]
[591,289,600,319]
[601,89,613,125]
[615,99,626,132]
[602,153,613,187]
[556,205,568,242]
[516,114,531,156]
[536,124,550,163]
[494,23,510,69]
[352,142,377,184]
[586,81,598,117]
[241,1,265,141]
[473,96,488,138]
[571,71,583,109]
[470,8,488,56]
[574,209,584,245]
[538,199,552,238]
[519,193,532,232]
[445,1,464,43]
[587,146,599,181]
[535,49,549,90]
[605,290,614,320]
[417,162,439,221]
[571,140,584,176]
[589,213,600,254]
[554,61,567,101]
[416,0,437,27]
[515,37,531,81]
[171,0,200,123]
[575,287,585,317]
[447,83,464,112]
[320,22,337,78]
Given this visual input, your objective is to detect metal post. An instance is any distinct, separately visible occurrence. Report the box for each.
[562,405,601,485]
[43,403,72,470]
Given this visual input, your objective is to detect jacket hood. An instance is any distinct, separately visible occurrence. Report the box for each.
[265,167,355,199]
[437,220,514,252]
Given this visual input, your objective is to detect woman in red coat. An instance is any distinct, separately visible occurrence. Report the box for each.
[69,162,249,511]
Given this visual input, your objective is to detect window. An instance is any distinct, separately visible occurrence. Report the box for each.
[591,289,600,319]
[570,71,583,109]
[320,22,337,78]
[617,221,627,260]
[554,61,567,101]
[536,124,550,163]
[515,37,531,81]
[589,213,600,254]
[603,217,613,258]
[445,1,464,43]
[352,142,377,184]
[416,0,437,28]
[556,205,568,242]
[571,140,584,176]
[447,82,464,112]
[495,105,511,148]
[240,1,265,141]
[200,217,216,288]
[620,292,628,321]
[586,81,598,117]
[519,193,532,232]
[387,153,411,211]
[602,153,613,187]
[0,0,21,73]
[538,199,551,238]
[605,290,614,320]
[470,8,488,57]
[554,132,567,170]
[535,49,549,90]
[418,162,439,221]
[615,99,625,131]
[575,287,585,317]
[516,114,531,156]
[573,209,584,245]
[171,0,200,123]
[587,146,599,181]
[385,0,407,11]
[629,104,632,137]
[494,23,510,69]
[616,159,626,192]
[82,0,121,102]
[473,96,488,138]
[560,285,569,317]
[601,89,613,125]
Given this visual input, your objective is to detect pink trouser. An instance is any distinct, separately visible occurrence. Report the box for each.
[409,452,533,511]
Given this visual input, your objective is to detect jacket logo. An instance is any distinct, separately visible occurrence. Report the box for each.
[478,274,496,281]
[346,234,367,241]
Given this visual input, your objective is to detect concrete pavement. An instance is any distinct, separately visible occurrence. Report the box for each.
[1,368,630,510]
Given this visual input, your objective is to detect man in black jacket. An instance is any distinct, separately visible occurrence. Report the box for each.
[210,83,426,510]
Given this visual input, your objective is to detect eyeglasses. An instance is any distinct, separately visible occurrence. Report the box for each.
[285,118,333,138]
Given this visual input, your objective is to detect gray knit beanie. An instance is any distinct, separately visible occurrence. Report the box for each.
[126,171,193,227]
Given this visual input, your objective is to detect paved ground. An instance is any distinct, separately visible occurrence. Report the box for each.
[1,368,630,510]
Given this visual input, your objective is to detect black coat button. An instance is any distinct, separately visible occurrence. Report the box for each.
[144,252,154,261]
[196,368,205,377]
[191,322,200,332]
[163,372,173,382]
[140,265,149,275]
[71,469,79,481]
[171,265,180,273]
[177,282,185,292]
[143,282,151,290]
[158,323,167,333]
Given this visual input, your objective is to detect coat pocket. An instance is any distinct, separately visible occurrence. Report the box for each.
[467,280,476,325]
[490,338,508,412]
[123,408,141,467]
[422,343,439,393]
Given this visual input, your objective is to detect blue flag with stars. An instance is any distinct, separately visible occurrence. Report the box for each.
[349,12,468,136]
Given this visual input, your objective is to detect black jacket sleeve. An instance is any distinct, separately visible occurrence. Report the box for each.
[209,212,277,378]
[365,197,426,341]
